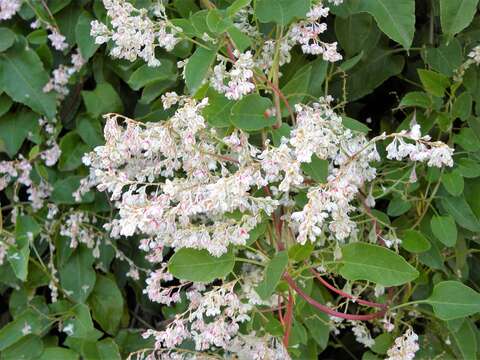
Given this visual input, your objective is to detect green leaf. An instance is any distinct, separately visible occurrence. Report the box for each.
[371,333,394,355]
[59,247,96,303]
[2,335,43,360]
[339,51,364,72]
[0,93,12,117]
[58,132,90,172]
[51,176,94,204]
[127,60,176,90]
[65,303,103,341]
[0,309,50,351]
[440,195,480,232]
[174,0,199,18]
[230,94,275,131]
[454,127,480,152]
[206,9,233,34]
[255,0,311,26]
[335,13,380,58]
[452,93,472,121]
[426,281,480,320]
[0,40,56,118]
[387,197,412,216]
[425,39,463,77]
[399,91,433,109]
[115,329,155,358]
[56,2,80,47]
[401,229,431,253]
[301,155,328,183]
[75,11,99,60]
[467,117,480,140]
[441,169,464,196]
[280,64,312,114]
[356,0,415,49]
[38,347,80,360]
[227,26,252,52]
[202,88,235,127]
[457,157,480,178]
[168,248,235,283]
[139,79,176,104]
[418,69,450,98]
[81,83,123,118]
[448,319,478,360]
[440,0,479,37]
[8,215,40,281]
[342,116,371,133]
[246,222,267,246]
[271,123,291,146]
[430,215,457,247]
[27,29,48,45]
[0,28,15,52]
[76,114,104,148]
[227,0,251,17]
[0,109,38,158]
[288,243,314,262]
[96,338,122,360]
[339,243,419,286]
[184,47,217,94]
[334,48,404,101]
[88,275,124,335]
[255,251,288,300]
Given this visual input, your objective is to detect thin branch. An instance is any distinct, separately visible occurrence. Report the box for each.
[309,269,387,309]
[284,273,386,321]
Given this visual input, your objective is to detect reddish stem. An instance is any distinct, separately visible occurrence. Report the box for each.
[284,273,386,321]
[309,269,387,309]
[283,291,294,347]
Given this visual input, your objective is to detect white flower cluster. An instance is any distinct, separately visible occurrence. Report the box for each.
[256,38,294,73]
[144,264,184,305]
[60,212,99,252]
[351,321,375,348]
[37,117,62,167]
[84,95,455,253]
[386,328,420,360]
[0,0,21,21]
[44,50,85,98]
[211,50,256,100]
[90,1,180,67]
[289,3,342,62]
[0,157,53,211]
[286,98,379,243]
[227,333,290,360]
[386,124,454,167]
[468,45,480,65]
[143,281,287,358]
[47,26,68,51]
[232,7,259,38]
[82,94,277,256]
[143,283,251,350]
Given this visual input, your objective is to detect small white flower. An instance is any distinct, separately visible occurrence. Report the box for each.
[0,0,21,21]
[22,322,32,335]
[386,328,419,360]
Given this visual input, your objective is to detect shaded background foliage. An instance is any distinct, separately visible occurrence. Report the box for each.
[0,0,480,359]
